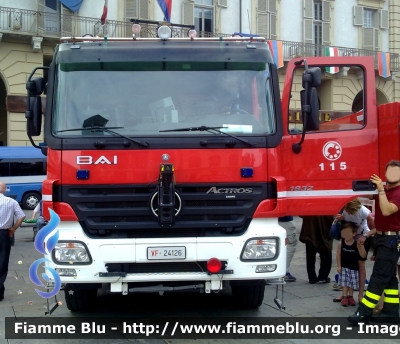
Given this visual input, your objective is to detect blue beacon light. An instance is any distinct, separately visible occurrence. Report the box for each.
[241,168,253,178]
[76,170,90,180]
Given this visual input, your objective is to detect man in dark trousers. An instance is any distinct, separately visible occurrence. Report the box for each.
[0,182,26,301]
[348,160,400,324]
[299,215,334,284]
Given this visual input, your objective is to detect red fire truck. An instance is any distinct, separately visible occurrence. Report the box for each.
[25,27,388,311]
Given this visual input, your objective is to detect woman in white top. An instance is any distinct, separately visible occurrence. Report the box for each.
[337,198,376,302]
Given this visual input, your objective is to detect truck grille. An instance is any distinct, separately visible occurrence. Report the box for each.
[57,183,274,238]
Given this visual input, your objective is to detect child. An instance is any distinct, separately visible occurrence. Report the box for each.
[334,222,366,307]
[333,198,375,301]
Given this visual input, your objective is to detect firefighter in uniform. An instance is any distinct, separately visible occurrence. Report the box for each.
[348,160,400,324]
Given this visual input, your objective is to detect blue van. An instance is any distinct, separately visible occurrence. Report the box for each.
[0,146,46,210]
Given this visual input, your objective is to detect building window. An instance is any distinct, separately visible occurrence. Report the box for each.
[195,0,213,4]
[37,0,74,36]
[314,1,322,21]
[182,1,214,36]
[304,0,330,56]
[354,6,389,51]
[363,8,375,28]
[125,0,149,37]
[125,0,149,20]
[314,1,322,46]
[256,0,277,40]
[194,1,214,35]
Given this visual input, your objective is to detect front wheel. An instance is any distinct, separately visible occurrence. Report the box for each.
[21,192,41,210]
[232,283,265,309]
[64,284,97,312]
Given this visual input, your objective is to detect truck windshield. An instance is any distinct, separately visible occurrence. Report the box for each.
[53,62,276,137]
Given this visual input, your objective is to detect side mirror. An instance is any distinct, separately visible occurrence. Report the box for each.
[25,67,48,144]
[26,77,45,96]
[25,96,42,136]
[300,87,319,131]
[302,67,321,88]
[292,61,321,154]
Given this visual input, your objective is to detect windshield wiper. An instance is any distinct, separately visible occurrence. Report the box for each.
[57,126,149,148]
[160,126,255,147]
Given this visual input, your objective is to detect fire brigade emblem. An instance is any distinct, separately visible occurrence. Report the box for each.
[322,141,342,161]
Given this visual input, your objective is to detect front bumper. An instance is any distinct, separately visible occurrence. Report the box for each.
[46,218,287,286]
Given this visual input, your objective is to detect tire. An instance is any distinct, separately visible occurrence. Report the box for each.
[232,283,265,309]
[21,192,41,210]
[64,284,97,312]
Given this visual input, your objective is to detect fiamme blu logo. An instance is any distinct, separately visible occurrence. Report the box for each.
[29,209,61,298]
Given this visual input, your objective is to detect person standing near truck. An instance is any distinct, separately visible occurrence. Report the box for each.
[299,215,334,284]
[31,201,41,220]
[0,181,26,301]
[348,160,400,324]
[336,198,376,302]
[335,222,366,307]
[279,216,298,282]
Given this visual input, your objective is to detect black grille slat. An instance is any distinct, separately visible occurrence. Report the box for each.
[84,201,148,209]
[126,228,204,238]
[185,200,245,207]
[89,216,153,223]
[76,188,152,195]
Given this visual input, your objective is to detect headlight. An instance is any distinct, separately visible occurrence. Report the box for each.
[53,242,91,264]
[241,238,277,261]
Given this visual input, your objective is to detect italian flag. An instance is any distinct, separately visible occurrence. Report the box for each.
[325,47,339,74]
[101,0,108,26]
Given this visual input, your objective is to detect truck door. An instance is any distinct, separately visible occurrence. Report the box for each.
[279,56,378,215]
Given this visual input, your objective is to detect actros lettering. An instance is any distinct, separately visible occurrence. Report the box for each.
[206,187,253,194]
[76,156,118,165]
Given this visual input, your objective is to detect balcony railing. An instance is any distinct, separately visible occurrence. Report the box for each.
[0,6,222,39]
[0,6,398,72]
[281,40,399,73]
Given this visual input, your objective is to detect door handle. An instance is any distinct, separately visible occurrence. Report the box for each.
[352,180,376,191]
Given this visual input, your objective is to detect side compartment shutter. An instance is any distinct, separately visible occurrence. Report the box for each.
[304,18,313,44]
[219,0,228,7]
[36,0,45,34]
[322,0,330,21]
[322,21,330,46]
[126,0,138,19]
[304,0,313,19]
[257,12,269,37]
[258,0,268,13]
[139,0,149,19]
[374,28,379,51]
[380,9,389,29]
[270,13,277,40]
[354,6,363,26]
[61,6,74,36]
[362,27,374,50]
[182,2,194,26]
[268,0,277,14]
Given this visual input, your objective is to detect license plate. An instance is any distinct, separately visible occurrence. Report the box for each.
[147,246,186,260]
